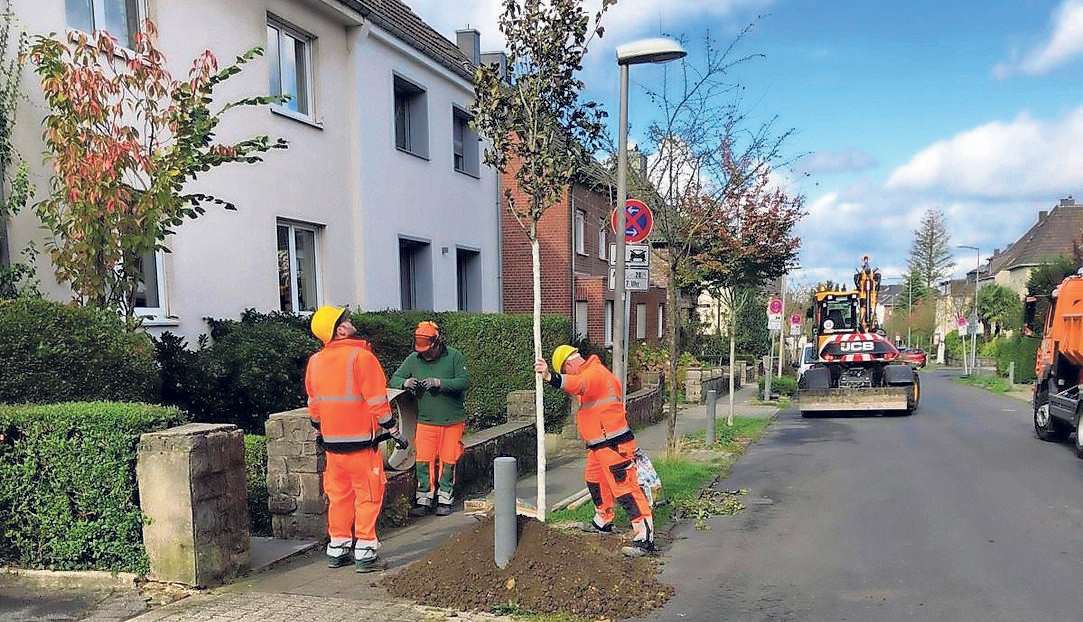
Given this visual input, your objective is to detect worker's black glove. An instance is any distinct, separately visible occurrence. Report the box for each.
[315,434,324,448]
[403,377,420,391]
[421,377,441,391]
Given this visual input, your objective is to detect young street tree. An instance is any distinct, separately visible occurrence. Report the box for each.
[907,209,954,291]
[632,27,802,446]
[689,155,803,427]
[29,22,286,328]
[472,0,615,519]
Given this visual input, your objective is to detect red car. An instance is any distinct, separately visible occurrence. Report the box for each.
[898,347,927,368]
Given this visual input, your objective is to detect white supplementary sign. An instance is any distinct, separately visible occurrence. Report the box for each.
[767,314,783,331]
[608,243,650,268]
[608,267,649,291]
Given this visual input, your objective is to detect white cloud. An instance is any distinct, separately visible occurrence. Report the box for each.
[401,0,775,55]
[885,107,1083,199]
[995,0,1083,77]
[797,148,876,175]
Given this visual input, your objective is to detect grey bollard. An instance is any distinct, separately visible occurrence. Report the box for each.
[494,457,517,569]
[706,389,717,445]
[1008,361,1015,386]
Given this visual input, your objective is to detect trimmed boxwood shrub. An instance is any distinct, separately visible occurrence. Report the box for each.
[758,374,798,398]
[0,402,186,573]
[993,334,1039,384]
[244,434,271,537]
[156,309,574,433]
[0,298,159,404]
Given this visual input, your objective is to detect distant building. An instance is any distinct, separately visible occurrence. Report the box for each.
[983,196,1083,297]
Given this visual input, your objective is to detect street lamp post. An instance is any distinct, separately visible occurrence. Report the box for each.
[612,38,686,392]
[958,245,980,374]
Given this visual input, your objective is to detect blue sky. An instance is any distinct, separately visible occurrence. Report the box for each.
[404,0,1083,289]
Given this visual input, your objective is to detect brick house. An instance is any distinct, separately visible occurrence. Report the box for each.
[500,159,668,351]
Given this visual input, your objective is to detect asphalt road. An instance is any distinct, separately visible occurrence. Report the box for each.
[648,370,1083,622]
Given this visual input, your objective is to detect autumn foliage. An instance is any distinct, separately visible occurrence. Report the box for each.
[28,21,286,327]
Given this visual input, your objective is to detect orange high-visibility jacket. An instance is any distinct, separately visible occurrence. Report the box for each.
[305,338,393,453]
[559,355,632,448]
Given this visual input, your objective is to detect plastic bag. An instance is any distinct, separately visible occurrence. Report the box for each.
[634,448,664,506]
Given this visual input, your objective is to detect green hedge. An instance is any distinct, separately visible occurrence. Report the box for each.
[992,334,1039,384]
[244,435,271,537]
[156,309,574,434]
[0,298,160,404]
[758,374,797,398]
[0,402,186,573]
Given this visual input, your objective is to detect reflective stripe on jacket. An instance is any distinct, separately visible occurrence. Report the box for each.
[305,338,393,452]
[559,355,632,448]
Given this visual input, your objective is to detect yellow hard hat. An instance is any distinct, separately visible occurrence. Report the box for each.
[551,345,579,374]
[311,306,348,345]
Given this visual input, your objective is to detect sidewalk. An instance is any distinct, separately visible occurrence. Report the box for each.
[78,385,776,622]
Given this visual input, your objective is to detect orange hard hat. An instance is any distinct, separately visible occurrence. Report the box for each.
[414,321,440,352]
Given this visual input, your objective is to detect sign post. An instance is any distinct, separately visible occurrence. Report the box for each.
[612,198,654,397]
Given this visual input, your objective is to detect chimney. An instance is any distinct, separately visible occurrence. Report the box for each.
[480,51,508,81]
[1060,195,1075,207]
[1039,210,1049,222]
[993,248,1000,256]
[455,28,481,66]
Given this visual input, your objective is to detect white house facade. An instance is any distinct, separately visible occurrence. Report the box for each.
[3,0,500,341]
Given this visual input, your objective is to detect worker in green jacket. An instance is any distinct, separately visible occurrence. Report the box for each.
[390,321,470,516]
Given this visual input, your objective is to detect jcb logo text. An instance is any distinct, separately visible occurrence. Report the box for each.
[839,341,874,352]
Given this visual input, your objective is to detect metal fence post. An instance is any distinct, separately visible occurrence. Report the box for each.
[706,389,717,445]
[494,457,517,569]
[1008,361,1015,386]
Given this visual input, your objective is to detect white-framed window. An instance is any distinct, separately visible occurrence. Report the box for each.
[658,303,664,339]
[604,300,614,346]
[399,237,433,310]
[394,75,429,158]
[598,220,607,260]
[636,302,647,339]
[277,220,320,313]
[575,301,588,340]
[268,18,314,119]
[66,0,139,48]
[575,210,586,255]
[134,249,166,318]
[452,106,480,177]
[456,247,481,311]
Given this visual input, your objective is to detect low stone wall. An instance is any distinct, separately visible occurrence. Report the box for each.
[265,408,535,541]
[137,423,250,587]
[685,367,743,403]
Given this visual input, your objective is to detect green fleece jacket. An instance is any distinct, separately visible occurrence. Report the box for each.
[389,346,470,425]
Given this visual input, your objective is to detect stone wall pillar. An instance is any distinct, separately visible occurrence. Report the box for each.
[137,424,249,587]
[265,408,326,540]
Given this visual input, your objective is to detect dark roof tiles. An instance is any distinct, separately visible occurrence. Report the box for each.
[987,199,1083,274]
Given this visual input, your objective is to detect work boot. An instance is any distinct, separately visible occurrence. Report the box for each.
[326,542,352,568]
[409,502,433,517]
[578,518,614,534]
[621,539,655,558]
[354,557,388,573]
[434,503,454,516]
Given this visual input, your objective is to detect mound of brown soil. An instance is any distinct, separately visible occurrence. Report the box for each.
[382,517,673,619]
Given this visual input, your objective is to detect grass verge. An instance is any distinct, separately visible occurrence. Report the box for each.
[956,374,1012,393]
[546,416,771,529]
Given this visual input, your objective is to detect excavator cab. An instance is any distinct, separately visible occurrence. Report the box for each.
[811,293,859,336]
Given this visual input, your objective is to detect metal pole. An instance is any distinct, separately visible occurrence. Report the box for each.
[971,250,979,373]
[706,389,717,445]
[907,277,912,347]
[764,352,773,401]
[494,457,517,569]
[777,275,786,376]
[613,64,629,392]
[1008,361,1015,386]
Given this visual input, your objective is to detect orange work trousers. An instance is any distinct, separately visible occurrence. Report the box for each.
[324,448,386,542]
[414,421,465,501]
[584,439,652,527]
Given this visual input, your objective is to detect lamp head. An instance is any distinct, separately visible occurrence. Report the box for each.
[616,38,687,66]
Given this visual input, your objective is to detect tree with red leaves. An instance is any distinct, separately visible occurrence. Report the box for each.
[28,22,286,328]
